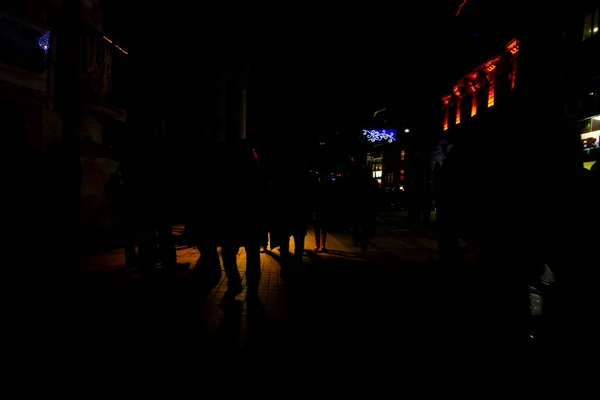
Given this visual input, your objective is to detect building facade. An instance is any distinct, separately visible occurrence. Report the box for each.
[359,107,432,211]
[3,0,252,244]
[428,0,592,254]
[362,108,413,190]
[563,1,600,170]
[2,0,131,239]
[435,1,600,171]
[435,37,520,167]
[58,1,129,232]
[1,1,58,161]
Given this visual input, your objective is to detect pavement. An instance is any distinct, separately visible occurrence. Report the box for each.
[44,213,540,379]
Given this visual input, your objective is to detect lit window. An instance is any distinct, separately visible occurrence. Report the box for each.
[400,150,405,161]
[386,173,394,184]
[373,170,382,178]
[399,169,405,181]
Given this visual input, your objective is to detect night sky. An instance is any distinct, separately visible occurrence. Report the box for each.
[102,1,503,143]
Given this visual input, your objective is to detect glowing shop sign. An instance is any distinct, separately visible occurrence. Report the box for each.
[362,129,396,143]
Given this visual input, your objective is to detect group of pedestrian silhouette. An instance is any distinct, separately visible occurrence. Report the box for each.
[109,133,380,303]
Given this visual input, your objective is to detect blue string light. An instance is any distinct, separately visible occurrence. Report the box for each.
[38,31,50,51]
[362,129,396,143]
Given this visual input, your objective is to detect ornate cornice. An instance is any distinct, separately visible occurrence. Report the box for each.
[505,38,519,55]
[482,55,501,73]
[441,38,520,104]
[452,85,462,98]
[442,94,452,106]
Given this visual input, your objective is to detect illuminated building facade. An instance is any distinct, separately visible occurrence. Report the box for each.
[439,38,519,143]
[563,0,600,169]
[432,0,596,170]
[430,0,595,240]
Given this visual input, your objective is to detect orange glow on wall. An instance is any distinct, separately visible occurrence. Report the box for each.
[443,114,449,130]
[510,58,518,89]
[471,94,477,116]
[440,38,518,125]
[453,85,462,98]
[442,98,450,131]
[486,68,496,107]
[506,39,519,90]
[505,38,519,55]
[487,84,495,107]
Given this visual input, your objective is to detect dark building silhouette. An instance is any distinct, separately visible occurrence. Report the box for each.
[361,108,427,199]
[1,1,57,160]
[2,1,129,237]
[2,1,252,247]
[563,1,600,169]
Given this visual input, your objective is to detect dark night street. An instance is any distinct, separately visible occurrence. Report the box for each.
[50,213,542,374]
[2,1,598,384]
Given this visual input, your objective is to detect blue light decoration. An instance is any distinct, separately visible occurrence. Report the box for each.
[362,129,396,143]
[38,31,50,52]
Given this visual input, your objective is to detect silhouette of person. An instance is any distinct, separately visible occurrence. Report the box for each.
[106,163,138,269]
[313,172,332,252]
[218,141,268,302]
[134,114,190,272]
[269,150,312,275]
[347,166,375,251]
[251,147,271,253]
[186,141,223,277]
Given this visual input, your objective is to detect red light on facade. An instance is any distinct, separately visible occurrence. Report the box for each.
[456,0,467,16]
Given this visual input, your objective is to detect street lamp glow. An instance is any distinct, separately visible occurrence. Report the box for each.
[404,128,410,133]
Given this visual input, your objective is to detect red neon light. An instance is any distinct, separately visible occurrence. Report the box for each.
[456,0,467,16]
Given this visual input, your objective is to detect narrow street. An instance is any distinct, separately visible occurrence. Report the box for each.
[63,211,532,373]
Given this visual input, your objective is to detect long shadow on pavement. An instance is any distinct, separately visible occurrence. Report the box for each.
[57,249,527,369]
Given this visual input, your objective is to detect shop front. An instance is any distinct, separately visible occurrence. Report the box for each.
[581,114,600,170]
[362,128,396,188]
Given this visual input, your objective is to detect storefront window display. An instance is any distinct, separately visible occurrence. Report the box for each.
[581,114,599,169]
